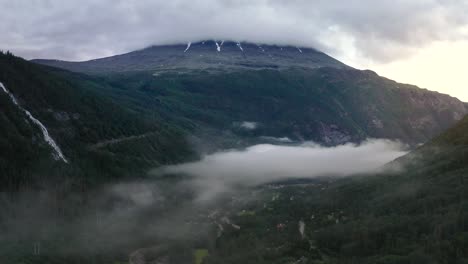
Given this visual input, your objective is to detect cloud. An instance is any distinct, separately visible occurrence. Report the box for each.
[239,121,258,130]
[260,136,293,143]
[155,139,408,201]
[0,180,206,256]
[1,0,468,62]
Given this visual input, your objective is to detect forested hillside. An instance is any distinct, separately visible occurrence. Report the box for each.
[202,116,468,264]
[0,51,193,191]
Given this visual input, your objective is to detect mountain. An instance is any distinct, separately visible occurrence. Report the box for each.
[33,40,347,73]
[427,115,468,146]
[4,41,467,188]
[34,41,468,146]
[0,51,194,191]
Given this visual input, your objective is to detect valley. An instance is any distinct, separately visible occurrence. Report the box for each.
[0,40,467,264]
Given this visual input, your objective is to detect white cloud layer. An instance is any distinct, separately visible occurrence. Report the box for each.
[1,0,468,62]
[156,139,407,200]
[240,121,258,130]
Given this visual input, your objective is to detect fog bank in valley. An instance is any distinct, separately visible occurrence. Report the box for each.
[156,139,408,200]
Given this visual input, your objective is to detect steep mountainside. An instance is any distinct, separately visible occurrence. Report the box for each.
[0,52,193,190]
[103,67,467,145]
[11,41,468,177]
[33,42,467,145]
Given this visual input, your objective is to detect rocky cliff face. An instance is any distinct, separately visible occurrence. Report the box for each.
[314,68,468,144]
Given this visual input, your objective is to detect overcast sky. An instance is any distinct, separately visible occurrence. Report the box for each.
[1,0,468,100]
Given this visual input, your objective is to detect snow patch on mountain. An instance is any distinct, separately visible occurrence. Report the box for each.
[237,42,244,51]
[184,42,191,52]
[0,82,68,163]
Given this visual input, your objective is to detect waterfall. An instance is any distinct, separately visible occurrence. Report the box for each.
[0,82,68,163]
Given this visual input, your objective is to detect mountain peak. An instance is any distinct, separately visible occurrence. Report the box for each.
[148,40,315,54]
[32,40,348,74]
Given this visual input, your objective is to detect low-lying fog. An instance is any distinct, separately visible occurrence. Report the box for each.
[155,139,408,201]
[1,138,409,260]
